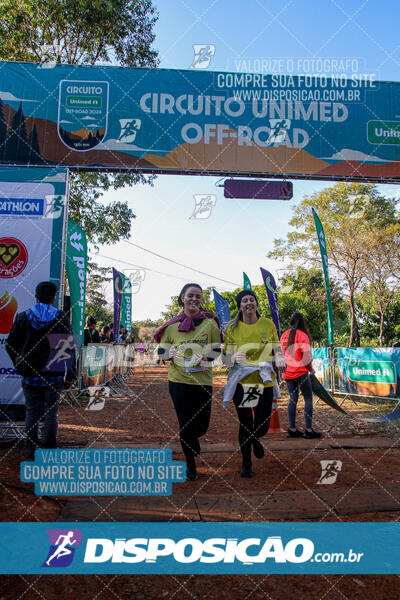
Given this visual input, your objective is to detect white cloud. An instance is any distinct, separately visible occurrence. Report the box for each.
[59,119,73,124]
[81,115,97,121]
[0,91,38,102]
[323,148,391,163]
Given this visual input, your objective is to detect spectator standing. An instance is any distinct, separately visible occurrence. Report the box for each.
[280,312,321,439]
[6,282,75,460]
[83,316,100,346]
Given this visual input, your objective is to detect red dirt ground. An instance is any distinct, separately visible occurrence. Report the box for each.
[1,365,399,598]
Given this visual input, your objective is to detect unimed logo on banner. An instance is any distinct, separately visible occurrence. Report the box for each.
[42,529,82,567]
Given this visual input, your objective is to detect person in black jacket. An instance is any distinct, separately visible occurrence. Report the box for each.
[5,281,75,460]
[83,316,100,346]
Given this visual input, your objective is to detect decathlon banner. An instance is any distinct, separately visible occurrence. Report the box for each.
[212,289,231,333]
[0,167,67,405]
[260,267,281,338]
[312,209,334,346]
[120,274,132,333]
[337,347,400,399]
[1,62,400,182]
[0,522,398,574]
[66,220,87,347]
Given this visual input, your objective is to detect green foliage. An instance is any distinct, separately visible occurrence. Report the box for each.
[357,287,400,346]
[84,262,112,326]
[0,0,159,247]
[268,182,398,346]
[0,0,158,67]
[277,267,348,344]
[159,270,349,346]
[68,171,156,247]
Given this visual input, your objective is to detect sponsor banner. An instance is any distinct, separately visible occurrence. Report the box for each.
[312,347,330,388]
[0,522,397,574]
[66,220,87,346]
[113,268,123,339]
[312,209,334,346]
[79,344,134,390]
[1,62,400,181]
[120,274,132,334]
[243,272,252,290]
[0,167,67,405]
[337,347,400,398]
[260,268,281,337]
[212,289,230,333]
[81,345,107,389]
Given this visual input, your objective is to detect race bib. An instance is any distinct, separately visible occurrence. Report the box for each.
[184,358,212,373]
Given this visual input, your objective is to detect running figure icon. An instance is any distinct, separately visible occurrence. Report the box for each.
[45,531,77,566]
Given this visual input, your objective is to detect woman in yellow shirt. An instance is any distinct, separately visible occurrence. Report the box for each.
[155,283,221,481]
[224,290,280,478]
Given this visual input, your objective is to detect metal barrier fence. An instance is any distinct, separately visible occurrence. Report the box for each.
[0,344,135,439]
[63,343,135,405]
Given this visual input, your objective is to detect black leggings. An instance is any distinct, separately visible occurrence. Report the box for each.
[168,381,212,463]
[233,384,273,468]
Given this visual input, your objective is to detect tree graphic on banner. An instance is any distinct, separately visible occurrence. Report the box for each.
[0,99,7,159]
[5,103,29,162]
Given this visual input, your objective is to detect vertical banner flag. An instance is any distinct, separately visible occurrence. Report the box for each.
[212,289,231,333]
[260,268,281,338]
[243,272,252,290]
[113,268,123,338]
[120,274,132,333]
[66,221,87,346]
[0,167,68,405]
[312,209,334,346]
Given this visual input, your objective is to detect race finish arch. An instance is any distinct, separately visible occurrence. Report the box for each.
[0,61,399,182]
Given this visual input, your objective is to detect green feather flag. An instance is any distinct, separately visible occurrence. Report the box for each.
[312,208,334,346]
[243,272,252,290]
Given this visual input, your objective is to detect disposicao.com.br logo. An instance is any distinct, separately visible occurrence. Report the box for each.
[82,536,363,565]
[42,529,82,567]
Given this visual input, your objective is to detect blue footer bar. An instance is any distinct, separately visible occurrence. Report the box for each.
[0,522,398,574]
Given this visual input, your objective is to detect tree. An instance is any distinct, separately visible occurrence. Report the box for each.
[359,225,400,346]
[268,183,398,346]
[0,0,159,246]
[84,264,113,325]
[277,267,348,345]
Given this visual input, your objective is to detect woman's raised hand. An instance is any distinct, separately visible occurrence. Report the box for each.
[231,351,246,364]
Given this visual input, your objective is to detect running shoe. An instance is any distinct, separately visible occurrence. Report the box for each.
[186,466,198,481]
[253,438,265,459]
[241,466,254,478]
[287,428,303,438]
[303,428,322,439]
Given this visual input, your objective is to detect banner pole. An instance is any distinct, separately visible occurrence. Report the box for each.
[58,168,70,310]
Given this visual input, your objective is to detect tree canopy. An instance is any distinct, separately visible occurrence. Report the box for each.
[0,0,159,247]
[268,183,399,346]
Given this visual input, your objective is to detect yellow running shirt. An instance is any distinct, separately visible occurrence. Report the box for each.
[160,318,221,386]
[224,317,279,387]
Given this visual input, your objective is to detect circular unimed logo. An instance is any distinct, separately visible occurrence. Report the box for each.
[0,237,28,278]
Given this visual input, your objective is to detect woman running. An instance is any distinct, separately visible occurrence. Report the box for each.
[280,311,321,439]
[154,283,221,481]
[223,290,280,478]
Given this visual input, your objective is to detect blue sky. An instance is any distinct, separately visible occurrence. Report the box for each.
[97,0,400,320]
